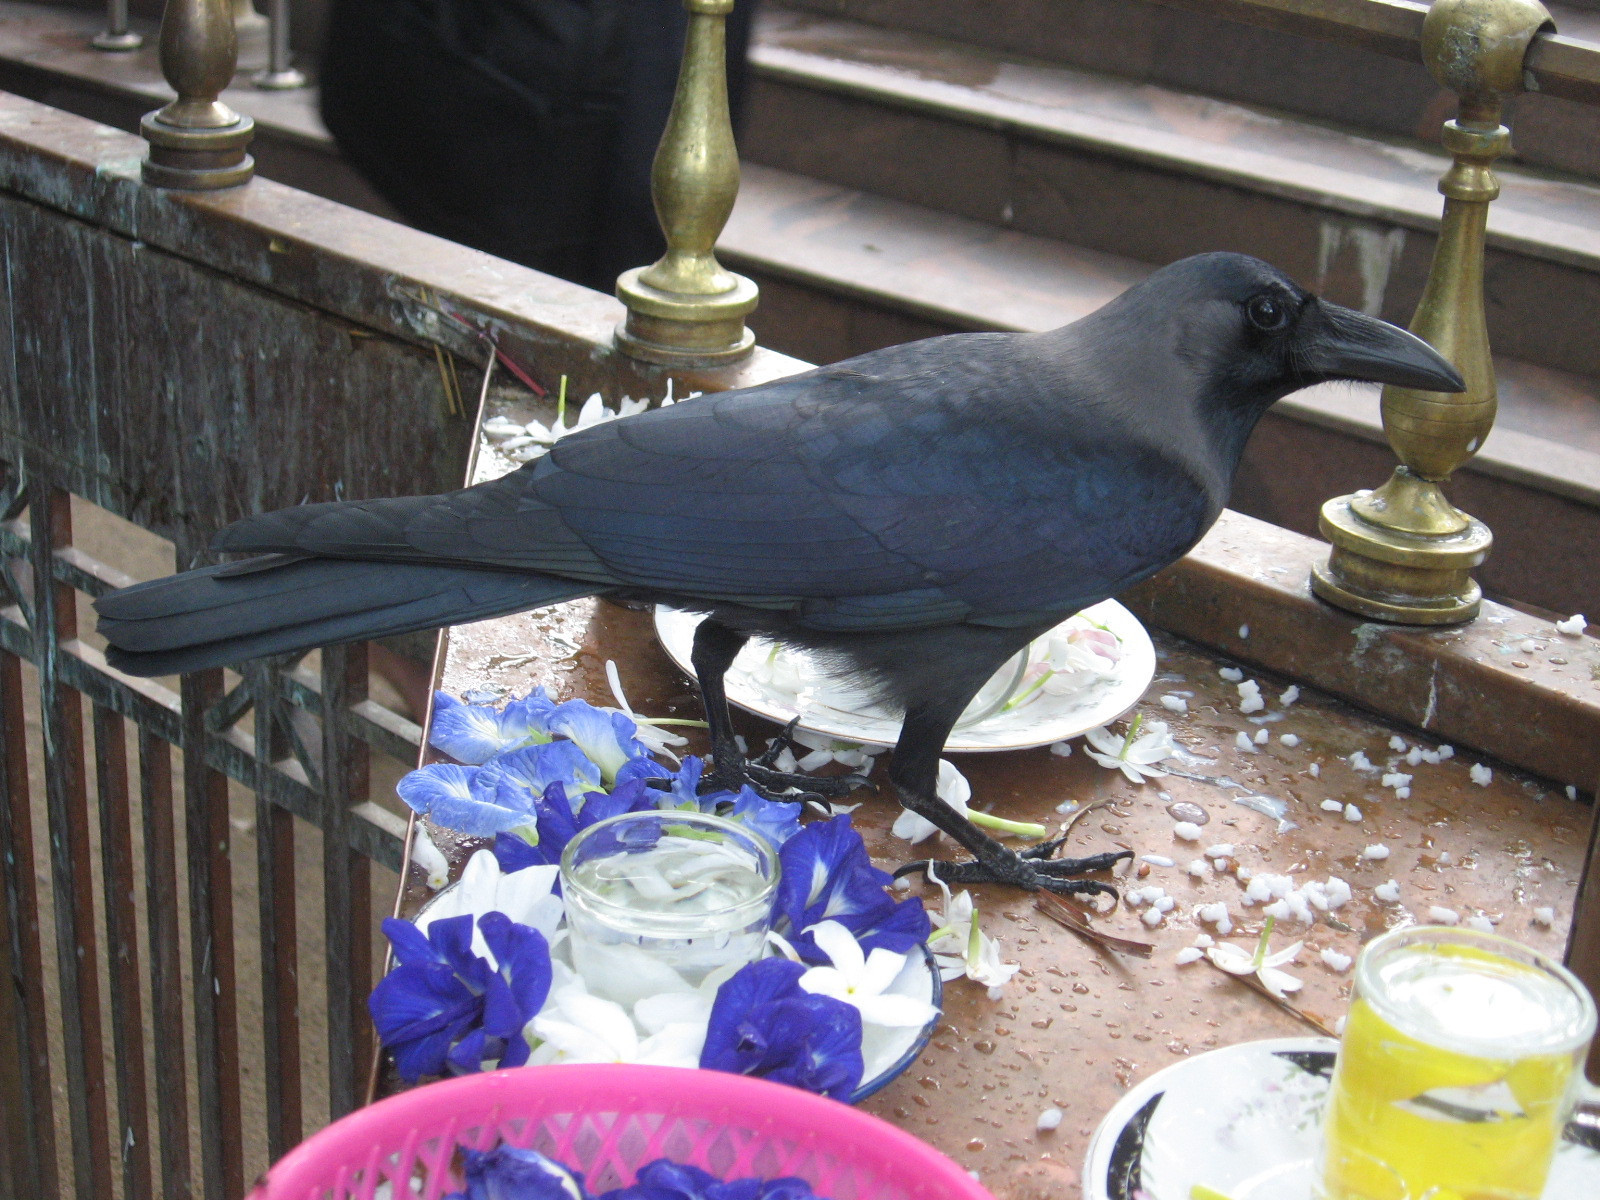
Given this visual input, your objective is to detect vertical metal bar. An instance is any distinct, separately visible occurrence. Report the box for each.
[180,668,243,1199]
[321,642,371,1119]
[252,0,306,89]
[91,0,144,51]
[92,705,152,1200]
[251,663,301,1161]
[0,649,59,1198]
[28,483,113,1198]
[138,731,191,1200]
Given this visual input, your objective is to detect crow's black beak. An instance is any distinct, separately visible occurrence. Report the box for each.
[1298,301,1466,393]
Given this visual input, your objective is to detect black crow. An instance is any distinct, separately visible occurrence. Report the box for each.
[96,253,1462,893]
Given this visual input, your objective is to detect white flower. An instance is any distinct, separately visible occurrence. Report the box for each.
[1206,920,1304,999]
[415,849,563,961]
[892,759,1045,843]
[790,729,876,771]
[923,867,1021,990]
[1083,714,1174,783]
[798,922,940,1028]
[604,660,689,761]
[412,824,450,890]
[528,985,704,1068]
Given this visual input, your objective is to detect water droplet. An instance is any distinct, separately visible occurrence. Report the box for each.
[975,1040,997,1054]
[1166,800,1209,824]
[1072,982,1091,994]
[967,1139,986,1152]
[918,1075,940,1089]
[1032,1017,1053,1029]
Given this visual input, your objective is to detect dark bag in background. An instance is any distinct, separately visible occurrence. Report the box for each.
[320,0,754,294]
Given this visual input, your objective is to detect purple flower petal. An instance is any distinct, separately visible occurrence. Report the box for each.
[547,700,651,783]
[459,1145,588,1200]
[397,763,531,836]
[476,741,602,811]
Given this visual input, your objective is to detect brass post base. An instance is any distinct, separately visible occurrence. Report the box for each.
[140,111,255,190]
[1311,491,1492,625]
[615,266,757,368]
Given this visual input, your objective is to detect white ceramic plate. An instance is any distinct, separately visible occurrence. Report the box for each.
[1083,1036,1600,1200]
[653,601,1156,752]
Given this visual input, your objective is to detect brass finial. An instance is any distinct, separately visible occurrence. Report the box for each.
[615,0,759,367]
[1311,0,1553,625]
[91,0,144,51]
[141,0,256,190]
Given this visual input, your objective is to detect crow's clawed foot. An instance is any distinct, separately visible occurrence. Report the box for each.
[895,847,1131,897]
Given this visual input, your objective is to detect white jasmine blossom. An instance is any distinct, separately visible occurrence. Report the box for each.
[1206,918,1303,999]
[416,849,564,960]
[604,660,691,761]
[799,921,941,1028]
[924,867,1021,990]
[1084,714,1174,783]
[412,824,450,890]
[529,985,704,1068]
[893,759,1044,843]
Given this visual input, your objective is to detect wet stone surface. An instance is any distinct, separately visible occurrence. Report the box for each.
[412,593,1590,1199]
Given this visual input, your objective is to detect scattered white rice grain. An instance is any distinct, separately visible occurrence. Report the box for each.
[1280,733,1301,748]
[1349,751,1375,772]
[1174,947,1204,966]
[1187,859,1210,878]
[1309,763,1321,778]
[1381,772,1413,789]
[1374,881,1401,903]
[1235,731,1258,753]
[1321,799,1343,813]
[1055,798,1079,814]
[1049,741,1073,757]
[1173,821,1203,842]
[1245,876,1275,903]
[1395,787,1411,800]
[1235,866,1253,882]
[893,876,912,891]
[1263,899,1293,921]
[1388,735,1407,752]
[1519,639,1539,654]
[987,986,1006,1001]
[1427,906,1460,925]
[1035,1107,1064,1131]
[1141,907,1166,928]
[1254,728,1269,744]
[1567,785,1578,801]
[1239,624,1250,639]
[1197,902,1231,926]
[1344,803,1362,823]
[1405,747,1423,767]
[1469,763,1493,786]
[1280,685,1301,706]
[1361,844,1391,861]
[1140,854,1176,867]
[1555,613,1587,636]
[1465,915,1495,933]
[1532,907,1556,926]
[1192,933,1216,948]
[1159,694,1189,713]
[1153,895,1175,913]
[1238,681,1265,714]
[1219,667,1243,682]
[1205,843,1235,858]
[1438,745,1455,760]
[1325,878,1352,908]
[1321,949,1353,973]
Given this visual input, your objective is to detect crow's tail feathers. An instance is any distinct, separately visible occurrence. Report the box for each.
[95,554,598,677]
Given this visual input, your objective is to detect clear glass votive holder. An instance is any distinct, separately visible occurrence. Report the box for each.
[560,810,780,1009]
[1316,925,1596,1200]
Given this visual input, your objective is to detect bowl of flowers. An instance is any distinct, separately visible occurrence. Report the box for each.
[377,684,1013,1104]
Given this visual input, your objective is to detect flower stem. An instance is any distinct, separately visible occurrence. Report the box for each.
[639,718,711,728]
[999,668,1054,713]
[1251,915,1276,971]
[968,810,1049,839]
[557,374,568,426]
[1118,711,1144,760]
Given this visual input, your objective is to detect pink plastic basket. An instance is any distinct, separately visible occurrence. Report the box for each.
[250,1065,995,1200]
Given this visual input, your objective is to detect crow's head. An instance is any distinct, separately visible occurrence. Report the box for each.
[1141,252,1465,408]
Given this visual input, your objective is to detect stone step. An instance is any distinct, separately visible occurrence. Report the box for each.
[722,163,1600,618]
[776,0,1600,183]
[743,6,1600,380]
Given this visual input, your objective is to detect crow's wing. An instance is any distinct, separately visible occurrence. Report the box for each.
[216,342,1213,629]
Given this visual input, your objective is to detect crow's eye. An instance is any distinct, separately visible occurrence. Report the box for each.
[1246,294,1289,332]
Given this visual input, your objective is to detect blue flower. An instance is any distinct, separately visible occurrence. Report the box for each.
[396,763,535,837]
[701,958,863,1101]
[772,818,930,962]
[494,779,663,868]
[369,912,551,1083]
[547,700,653,784]
[451,1145,588,1200]
[474,741,603,813]
[430,690,556,764]
[598,1160,820,1200]
[640,758,802,848]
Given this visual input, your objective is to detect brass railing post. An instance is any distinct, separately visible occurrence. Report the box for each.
[232,0,268,71]
[1310,0,1552,624]
[140,0,255,190]
[615,0,759,368]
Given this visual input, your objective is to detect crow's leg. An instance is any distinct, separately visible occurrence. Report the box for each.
[888,695,1130,897]
[689,620,867,800]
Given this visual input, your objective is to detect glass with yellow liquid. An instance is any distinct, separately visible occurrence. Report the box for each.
[1317,926,1595,1200]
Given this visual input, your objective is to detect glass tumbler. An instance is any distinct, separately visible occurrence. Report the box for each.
[560,810,779,1009]
[1316,925,1596,1200]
